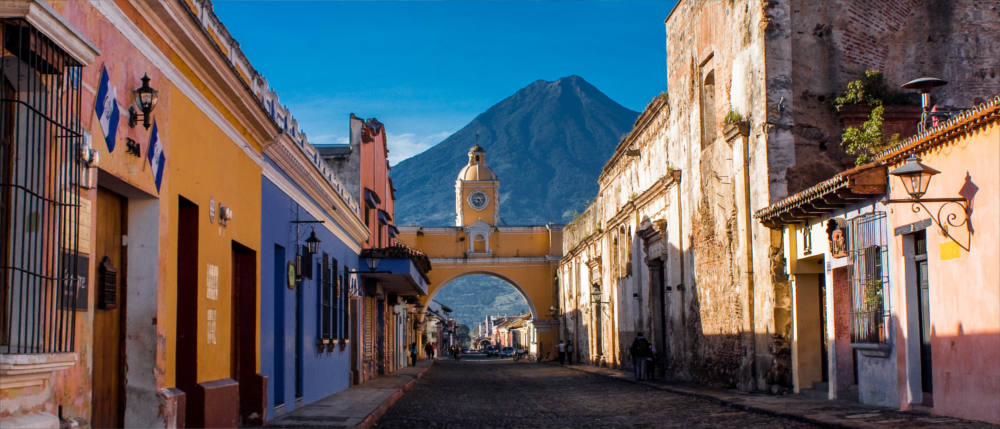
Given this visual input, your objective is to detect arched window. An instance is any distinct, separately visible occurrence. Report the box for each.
[700,70,716,149]
[473,234,486,252]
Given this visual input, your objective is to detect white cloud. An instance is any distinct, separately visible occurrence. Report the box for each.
[307,133,348,145]
[387,130,452,166]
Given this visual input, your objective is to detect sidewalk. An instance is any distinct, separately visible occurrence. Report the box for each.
[265,359,434,429]
[562,363,996,429]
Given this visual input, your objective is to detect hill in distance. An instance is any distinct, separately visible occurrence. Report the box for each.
[392,75,639,226]
[391,75,639,332]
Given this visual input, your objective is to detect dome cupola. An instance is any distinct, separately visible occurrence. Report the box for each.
[458,145,497,181]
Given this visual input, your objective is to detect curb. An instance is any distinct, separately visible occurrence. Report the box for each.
[356,360,435,429]
[560,364,852,429]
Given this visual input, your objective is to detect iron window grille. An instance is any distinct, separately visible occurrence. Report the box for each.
[848,211,890,344]
[1,19,82,354]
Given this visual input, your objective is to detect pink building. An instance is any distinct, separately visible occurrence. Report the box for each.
[759,95,999,424]
[881,97,999,424]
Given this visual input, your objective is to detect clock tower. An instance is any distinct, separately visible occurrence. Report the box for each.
[455,144,499,228]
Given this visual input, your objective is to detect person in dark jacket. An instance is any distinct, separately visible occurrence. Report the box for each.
[629,333,651,380]
[409,343,418,366]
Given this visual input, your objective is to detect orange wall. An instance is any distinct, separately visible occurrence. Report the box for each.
[888,122,999,424]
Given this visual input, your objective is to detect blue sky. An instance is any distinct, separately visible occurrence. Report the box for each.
[213,0,676,164]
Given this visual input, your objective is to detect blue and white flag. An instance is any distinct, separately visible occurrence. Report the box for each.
[146,121,165,192]
[94,67,120,152]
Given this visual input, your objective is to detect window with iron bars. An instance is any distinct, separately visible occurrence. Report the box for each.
[1,19,83,354]
[848,211,890,344]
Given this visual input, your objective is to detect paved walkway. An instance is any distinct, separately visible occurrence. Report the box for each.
[562,363,996,428]
[265,359,434,429]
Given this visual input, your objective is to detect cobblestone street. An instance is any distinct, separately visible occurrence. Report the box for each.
[375,355,816,428]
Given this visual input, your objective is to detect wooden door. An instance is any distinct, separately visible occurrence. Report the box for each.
[231,241,257,424]
[92,187,126,428]
[176,196,199,427]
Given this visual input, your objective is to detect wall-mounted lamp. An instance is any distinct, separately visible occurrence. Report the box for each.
[548,305,557,316]
[305,230,321,255]
[79,141,99,168]
[591,283,608,305]
[79,134,99,189]
[218,204,233,226]
[886,154,970,250]
[129,74,159,129]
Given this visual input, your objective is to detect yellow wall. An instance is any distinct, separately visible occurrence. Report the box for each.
[459,184,498,226]
[159,87,262,385]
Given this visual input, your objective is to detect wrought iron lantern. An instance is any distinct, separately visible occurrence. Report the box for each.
[886,154,970,250]
[364,255,380,272]
[129,74,159,129]
[889,155,940,199]
[305,230,321,254]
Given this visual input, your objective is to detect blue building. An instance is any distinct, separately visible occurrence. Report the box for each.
[259,137,369,419]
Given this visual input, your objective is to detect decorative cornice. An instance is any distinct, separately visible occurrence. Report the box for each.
[600,93,669,182]
[0,0,101,65]
[264,138,368,244]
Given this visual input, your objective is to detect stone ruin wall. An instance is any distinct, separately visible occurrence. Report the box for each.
[784,0,1000,194]
[665,0,778,390]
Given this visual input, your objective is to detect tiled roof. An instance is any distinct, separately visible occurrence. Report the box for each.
[875,94,1000,165]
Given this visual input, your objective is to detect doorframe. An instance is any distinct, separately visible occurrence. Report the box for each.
[94,172,161,427]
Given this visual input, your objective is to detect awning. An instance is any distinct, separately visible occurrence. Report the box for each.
[359,245,431,297]
[378,209,392,225]
[364,188,381,208]
[360,258,428,296]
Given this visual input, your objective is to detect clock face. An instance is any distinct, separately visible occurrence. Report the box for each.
[468,191,489,210]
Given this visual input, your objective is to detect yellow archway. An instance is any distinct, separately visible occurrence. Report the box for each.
[396,225,563,358]
[396,145,563,358]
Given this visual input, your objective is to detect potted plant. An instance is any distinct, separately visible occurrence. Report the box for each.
[723,110,750,140]
[835,70,921,164]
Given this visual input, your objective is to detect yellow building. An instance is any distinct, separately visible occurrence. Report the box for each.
[397,146,563,358]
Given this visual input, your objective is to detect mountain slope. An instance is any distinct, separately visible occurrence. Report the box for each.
[392,75,639,226]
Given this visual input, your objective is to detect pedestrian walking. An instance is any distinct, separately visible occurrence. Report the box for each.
[565,340,574,365]
[409,342,418,366]
[557,340,566,365]
[424,341,434,360]
[629,332,651,380]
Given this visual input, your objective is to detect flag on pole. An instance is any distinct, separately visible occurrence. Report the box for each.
[146,121,165,192]
[94,67,120,152]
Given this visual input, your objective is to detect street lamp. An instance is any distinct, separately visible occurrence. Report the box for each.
[886,154,970,250]
[129,74,159,129]
[901,76,947,133]
[364,255,380,272]
[305,230,321,255]
[890,154,940,199]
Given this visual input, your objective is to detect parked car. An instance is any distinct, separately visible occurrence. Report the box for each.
[501,347,514,358]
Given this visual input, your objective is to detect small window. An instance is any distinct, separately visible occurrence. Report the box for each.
[473,234,486,252]
[700,70,716,149]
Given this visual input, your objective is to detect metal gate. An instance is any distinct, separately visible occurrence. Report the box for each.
[848,211,890,344]
[1,19,82,354]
